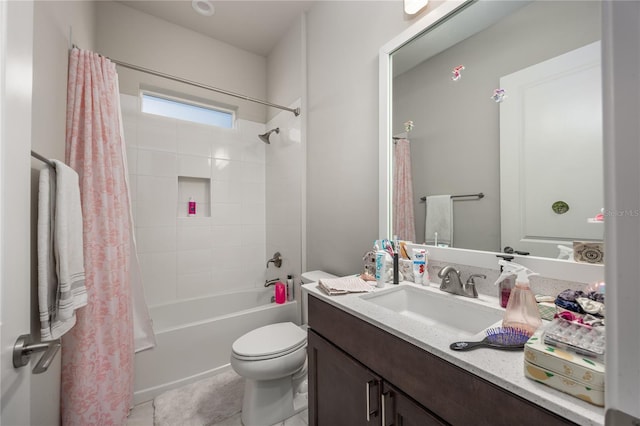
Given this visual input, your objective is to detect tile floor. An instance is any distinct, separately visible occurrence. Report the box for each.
[126,400,309,426]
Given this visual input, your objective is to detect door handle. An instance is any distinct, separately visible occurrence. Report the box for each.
[381,391,390,426]
[365,380,379,421]
[13,334,61,374]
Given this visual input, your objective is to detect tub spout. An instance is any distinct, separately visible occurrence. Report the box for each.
[265,278,280,287]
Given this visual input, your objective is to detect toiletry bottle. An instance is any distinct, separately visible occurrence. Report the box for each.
[188,197,196,216]
[502,265,542,336]
[275,282,286,304]
[494,255,515,308]
[392,236,399,284]
[286,275,294,301]
[412,248,426,285]
[393,252,399,284]
[375,250,388,288]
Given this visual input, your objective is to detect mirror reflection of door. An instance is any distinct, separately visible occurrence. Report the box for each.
[500,41,603,258]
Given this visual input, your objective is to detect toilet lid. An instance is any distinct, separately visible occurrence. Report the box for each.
[232,322,306,359]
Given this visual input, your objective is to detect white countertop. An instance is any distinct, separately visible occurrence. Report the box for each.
[303,280,605,426]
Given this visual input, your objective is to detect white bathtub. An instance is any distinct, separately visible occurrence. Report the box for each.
[133,288,299,404]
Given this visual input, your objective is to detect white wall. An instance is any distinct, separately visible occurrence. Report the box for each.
[265,15,305,301]
[267,16,303,122]
[30,2,96,424]
[305,1,417,275]
[264,100,303,297]
[122,94,268,305]
[96,1,268,123]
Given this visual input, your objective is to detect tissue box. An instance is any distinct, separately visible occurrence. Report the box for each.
[524,329,604,406]
[537,302,556,321]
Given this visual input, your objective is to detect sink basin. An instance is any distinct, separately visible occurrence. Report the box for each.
[360,285,503,336]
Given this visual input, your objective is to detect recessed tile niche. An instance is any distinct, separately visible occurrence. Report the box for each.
[178,176,211,218]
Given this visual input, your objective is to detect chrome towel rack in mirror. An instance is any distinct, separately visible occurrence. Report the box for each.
[420,192,484,202]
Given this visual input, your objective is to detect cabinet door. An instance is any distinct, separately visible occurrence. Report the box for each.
[382,382,446,426]
[308,330,382,426]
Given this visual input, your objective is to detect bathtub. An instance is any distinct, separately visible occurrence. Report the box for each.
[133,288,299,404]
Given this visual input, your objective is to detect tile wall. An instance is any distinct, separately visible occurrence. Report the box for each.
[120,93,270,306]
[265,101,303,290]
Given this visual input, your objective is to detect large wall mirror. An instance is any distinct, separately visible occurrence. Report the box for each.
[380,0,603,261]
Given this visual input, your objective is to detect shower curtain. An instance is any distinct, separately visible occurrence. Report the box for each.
[393,138,416,242]
[61,48,154,425]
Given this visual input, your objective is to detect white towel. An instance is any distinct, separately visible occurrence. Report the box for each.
[38,160,87,340]
[425,195,453,246]
[318,276,374,296]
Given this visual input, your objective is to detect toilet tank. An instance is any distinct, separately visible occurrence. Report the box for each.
[301,270,337,284]
[300,270,337,325]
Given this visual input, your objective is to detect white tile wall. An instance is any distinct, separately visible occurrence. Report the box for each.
[121,93,272,307]
[265,100,304,290]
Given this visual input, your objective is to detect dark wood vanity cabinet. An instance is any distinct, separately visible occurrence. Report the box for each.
[307,294,576,426]
[308,330,444,426]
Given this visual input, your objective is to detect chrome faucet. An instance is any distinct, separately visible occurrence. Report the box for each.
[437,266,484,298]
[264,278,280,288]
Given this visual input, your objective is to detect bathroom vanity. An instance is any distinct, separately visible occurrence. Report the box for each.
[304,282,604,426]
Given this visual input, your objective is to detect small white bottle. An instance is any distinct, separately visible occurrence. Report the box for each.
[286,275,294,301]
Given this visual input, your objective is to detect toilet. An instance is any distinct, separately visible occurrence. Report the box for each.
[230,270,337,426]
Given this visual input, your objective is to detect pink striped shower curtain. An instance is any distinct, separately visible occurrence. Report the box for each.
[393,138,416,242]
[61,48,135,425]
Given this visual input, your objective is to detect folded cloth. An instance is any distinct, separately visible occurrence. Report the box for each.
[577,297,605,317]
[38,160,87,340]
[318,276,374,296]
[425,195,453,246]
[555,297,584,315]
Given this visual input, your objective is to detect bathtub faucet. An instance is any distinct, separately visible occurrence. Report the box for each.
[265,278,281,287]
[266,252,282,268]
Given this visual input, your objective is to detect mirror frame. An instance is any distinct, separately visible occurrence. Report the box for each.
[378,0,604,283]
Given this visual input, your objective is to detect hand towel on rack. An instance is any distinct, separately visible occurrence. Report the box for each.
[425,195,453,247]
[37,160,87,341]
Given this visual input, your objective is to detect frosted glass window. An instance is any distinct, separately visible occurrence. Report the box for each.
[141,93,233,128]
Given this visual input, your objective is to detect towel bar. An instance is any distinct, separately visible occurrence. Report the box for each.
[420,192,484,202]
[13,334,61,374]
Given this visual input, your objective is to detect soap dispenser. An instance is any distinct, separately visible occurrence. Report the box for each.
[494,255,515,308]
[502,264,542,336]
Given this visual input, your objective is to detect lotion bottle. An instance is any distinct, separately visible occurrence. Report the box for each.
[502,265,542,335]
[188,197,196,216]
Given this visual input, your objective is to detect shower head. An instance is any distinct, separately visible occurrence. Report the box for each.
[258,127,280,144]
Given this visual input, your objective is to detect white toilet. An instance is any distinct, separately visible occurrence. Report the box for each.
[230,271,336,426]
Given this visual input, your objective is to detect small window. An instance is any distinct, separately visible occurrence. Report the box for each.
[141,92,234,128]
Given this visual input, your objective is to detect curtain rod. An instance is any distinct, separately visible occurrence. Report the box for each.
[72,46,300,117]
[113,59,301,117]
[31,150,55,168]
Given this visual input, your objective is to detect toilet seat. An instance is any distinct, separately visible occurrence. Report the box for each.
[232,322,306,361]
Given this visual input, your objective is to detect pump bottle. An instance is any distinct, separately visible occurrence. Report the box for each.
[502,264,542,335]
[494,256,515,308]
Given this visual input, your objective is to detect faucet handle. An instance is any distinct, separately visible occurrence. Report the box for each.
[464,274,486,298]
[266,252,283,268]
[466,274,487,285]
